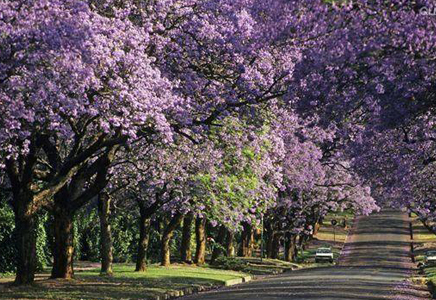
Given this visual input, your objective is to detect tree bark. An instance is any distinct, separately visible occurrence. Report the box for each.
[98,192,113,276]
[248,227,255,256]
[284,233,297,262]
[134,193,168,272]
[13,201,37,285]
[225,230,235,257]
[161,213,184,267]
[271,232,281,259]
[265,221,274,258]
[50,147,117,279]
[194,217,206,265]
[211,225,227,264]
[135,212,151,272]
[51,208,74,279]
[238,222,254,257]
[4,123,127,285]
[299,234,308,250]
[313,222,321,235]
[180,212,194,263]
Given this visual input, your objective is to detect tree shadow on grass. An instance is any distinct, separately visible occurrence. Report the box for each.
[0,274,224,300]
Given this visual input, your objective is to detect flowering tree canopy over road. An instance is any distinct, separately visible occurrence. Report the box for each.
[0,0,435,287]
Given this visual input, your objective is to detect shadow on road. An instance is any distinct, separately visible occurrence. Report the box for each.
[183,210,431,300]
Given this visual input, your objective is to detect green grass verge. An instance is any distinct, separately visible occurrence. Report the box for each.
[315,211,354,244]
[213,211,354,273]
[0,263,248,300]
[213,256,299,275]
[296,210,354,266]
[412,217,436,288]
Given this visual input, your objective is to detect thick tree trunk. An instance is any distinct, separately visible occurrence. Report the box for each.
[180,212,194,263]
[51,209,74,279]
[194,217,206,265]
[271,232,281,259]
[134,196,166,271]
[135,213,151,272]
[211,225,227,264]
[291,234,298,261]
[225,230,235,257]
[284,233,297,262]
[266,234,273,258]
[98,193,113,276]
[299,234,308,250]
[265,221,274,258]
[161,214,184,267]
[238,222,253,257]
[248,227,255,256]
[13,203,37,285]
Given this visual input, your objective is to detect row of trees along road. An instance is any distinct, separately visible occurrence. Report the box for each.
[1,0,436,285]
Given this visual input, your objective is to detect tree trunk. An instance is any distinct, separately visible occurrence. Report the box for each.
[51,209,74,279]
[291,234,298,261]
[248,227,255,256]
[211,225,227,264]
[194,217,206,265]
[225,230,235,257]
[271,232,281,259]
[265,221,274,258]
[266,233,273,258]
[50,148,116,279]
[284,233,297,262]
[238,222,253,257]
[299,234,308,250]
[13,202,37,285]
[98,193,113,276]
[313,222,320,235]
[135,212,151,272]
[161,214,184,267]
[180,212,194,263]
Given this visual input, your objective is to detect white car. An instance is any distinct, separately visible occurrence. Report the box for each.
[315,247,334,263]
[425,250,436,265]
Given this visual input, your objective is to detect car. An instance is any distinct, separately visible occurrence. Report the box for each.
[425,250,436,265]
[315,247,334,263]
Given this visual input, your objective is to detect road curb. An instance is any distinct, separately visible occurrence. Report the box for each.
[224,275,252,286]
[149,275,252,300]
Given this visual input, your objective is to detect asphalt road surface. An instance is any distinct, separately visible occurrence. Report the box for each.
[183,209,430,300]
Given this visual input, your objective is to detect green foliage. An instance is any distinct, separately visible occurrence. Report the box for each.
[111,210,138,263]
[35,212,51,271]
[191,118,277,229]
[0,200,50,274]
[213,257,247,271]
[75,205,139,263]
[0,200,16,274]
[75,208,100,261]
[146,223,162,262]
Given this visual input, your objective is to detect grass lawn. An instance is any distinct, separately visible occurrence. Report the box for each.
[0,263,249,300]
[315,211,354,243]
[213,211,355,274]
[214,256,299,275]
[297,211,354,266]
[412,215,436,289]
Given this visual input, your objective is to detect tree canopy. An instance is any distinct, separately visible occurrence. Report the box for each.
[1,0,435,285]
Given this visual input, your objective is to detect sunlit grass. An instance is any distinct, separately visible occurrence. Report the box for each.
[0,263,248,300]
[412,216,436,290]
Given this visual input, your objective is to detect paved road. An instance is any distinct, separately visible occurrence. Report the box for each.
[183,210,430,300]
